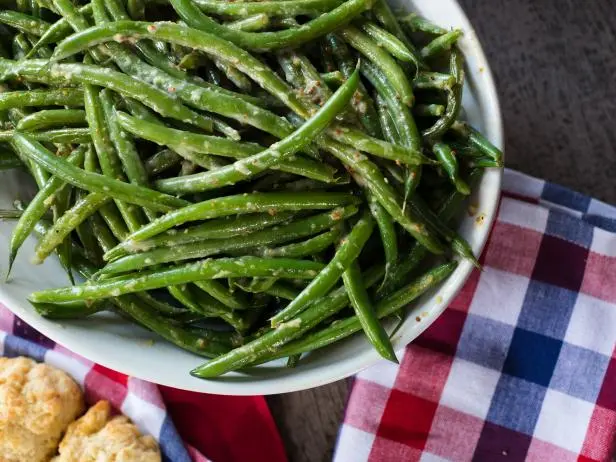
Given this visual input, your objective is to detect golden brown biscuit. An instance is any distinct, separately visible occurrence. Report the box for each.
[52,400,161,462]
[0,356,85,462]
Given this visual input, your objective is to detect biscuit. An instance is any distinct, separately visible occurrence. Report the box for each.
[52,400,161,462]
[0,356,85,462]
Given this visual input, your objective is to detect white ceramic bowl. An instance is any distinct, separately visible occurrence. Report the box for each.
[0,0,503,395]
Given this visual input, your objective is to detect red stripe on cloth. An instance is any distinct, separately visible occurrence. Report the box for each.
[344,378,391,433]
[84,365,129,408]
[449,267,481,313]
[92,363,129,386]
[580,406,616,461]
[483,222,544,277]
[424,405,485,461]
[413,308,467,357]
[368,438,422,462]
[160,386,287,462]
[373,388,439,451]
[596,354,616,411]
[581,252,616,304]
[394,345,454,402]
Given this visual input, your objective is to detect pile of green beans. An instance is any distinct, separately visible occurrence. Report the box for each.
[0,0,502,378]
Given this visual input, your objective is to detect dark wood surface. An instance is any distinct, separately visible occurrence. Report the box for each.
[268,1,616,460]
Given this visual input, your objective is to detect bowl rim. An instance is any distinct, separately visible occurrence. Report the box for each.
[0,0,503,395]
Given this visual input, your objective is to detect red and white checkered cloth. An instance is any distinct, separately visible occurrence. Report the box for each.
[0,307,287,462]
[335,169,616,462]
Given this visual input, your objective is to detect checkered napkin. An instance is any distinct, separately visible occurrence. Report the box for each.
[335,169,616,462]
[0,307,286,462]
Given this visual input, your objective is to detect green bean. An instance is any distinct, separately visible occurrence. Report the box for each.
[16,109,86,131]
[422,50,463,140]
[266,261,457,360]
[194,0,343,17]
[51,22,313,118]
[325,33,382,137]
[8,146,85,274]
[89,210,119,254]
[99,205,358,274]
[263,282,300,300]
[421,29,462,59]
[327,125,431,165]
[32,299,107,319]
[400,13,448,35]
[465,156,503,168]
[145,149,181,176]
[212,56,253,92]
[100,89,155,222]
[168,285,248,331]
[194,280,248,310]
[97,201,129,241]
[113,293,232,357]
[84,82,147,233]
[450,121,503,165]
[0,88,83,110]
[375,93,400,145]
[117,112,335,182]
[340,25,414,106]
[154,66,359,194]
[0,10,50,36]
[257,228,341,258]
[359,21,417,64]
[270,209,374,326]
[317,137,445,254]
[12,32,32,60]
[134,40,267,109]
[414,104,445,117]
[359,59,421,199]
[195,287,257,332]
[406,193,476,264]
[96,32,305,142]
[30,257,325,303]
[368,194,397,287]
[320,70,344,87]
[233,277,277,294]
[8,110,49,189]
[0,151,22,170]
[0,59,214,133]
[48,164,75,283]
[104,211,296,261]
[413,72,455,90]
[169,0,371,52]
[1,128,90,143]
[12,133,190,212]
[432,141,469,194]
[190,264,384,377]
[226,14,270,32]
[380,168,483,295]
[133,292,184,316]
[74,194,103,266]
[109,192,359,258]
[50,0,107,62]
[343,260,397,362]
[291,52,340,114]
[26,4,93,57]
[80,143,129,242]
[34,191,109,264]
[371,0,423,69]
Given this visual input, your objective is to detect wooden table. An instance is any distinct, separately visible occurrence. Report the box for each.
[268,1,616,460]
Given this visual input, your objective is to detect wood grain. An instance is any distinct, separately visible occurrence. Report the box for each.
[270,2,616,460]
